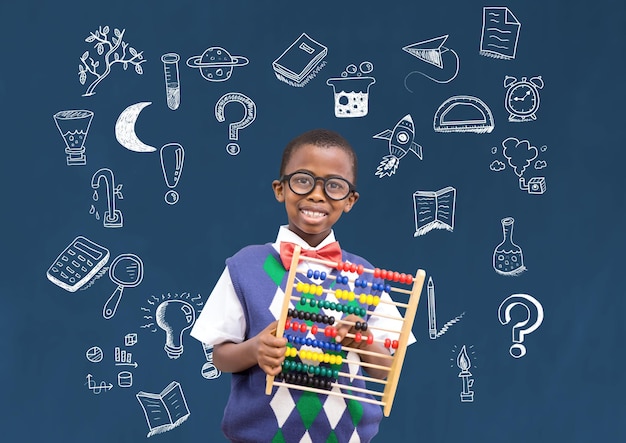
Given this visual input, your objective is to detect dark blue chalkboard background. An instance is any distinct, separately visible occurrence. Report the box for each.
[1,0,624,441]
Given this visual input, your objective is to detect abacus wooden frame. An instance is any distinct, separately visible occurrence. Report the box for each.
[265,244,426,417]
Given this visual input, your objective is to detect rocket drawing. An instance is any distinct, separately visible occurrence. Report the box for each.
[373,114,423,178]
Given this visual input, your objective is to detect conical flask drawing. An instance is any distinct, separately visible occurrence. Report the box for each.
[53,110,94,165]
[493,217,526,276]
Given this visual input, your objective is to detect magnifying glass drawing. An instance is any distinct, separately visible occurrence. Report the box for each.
[103,253,144,319]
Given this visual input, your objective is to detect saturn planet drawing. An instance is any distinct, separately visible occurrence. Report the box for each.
[186,46,249,82]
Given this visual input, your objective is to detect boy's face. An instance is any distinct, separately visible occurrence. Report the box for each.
[272,143,359,247]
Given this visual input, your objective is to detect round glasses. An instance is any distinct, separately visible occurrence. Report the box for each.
[280,171,356,201]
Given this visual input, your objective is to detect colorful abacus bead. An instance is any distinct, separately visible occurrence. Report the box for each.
[366,334,374,345]
[384,338,391,349]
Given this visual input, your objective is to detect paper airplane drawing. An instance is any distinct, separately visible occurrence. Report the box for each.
[373,114,423,178]
[403,35,459,90]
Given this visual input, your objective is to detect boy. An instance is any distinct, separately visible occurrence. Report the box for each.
[191,129,413,442]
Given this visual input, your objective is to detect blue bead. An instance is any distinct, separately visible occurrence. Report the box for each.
[305,338,312,346]
[385,284,391,293]
[335,344,342,352]
[320,271,326,280]
[307,269,313,278]
[314,270,320,279]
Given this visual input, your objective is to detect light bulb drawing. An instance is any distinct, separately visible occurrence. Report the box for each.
[160,143,185,204]
[156,300,196,359]
[141,293,204,360]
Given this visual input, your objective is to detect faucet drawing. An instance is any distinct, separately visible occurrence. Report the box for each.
[91,167,124,228]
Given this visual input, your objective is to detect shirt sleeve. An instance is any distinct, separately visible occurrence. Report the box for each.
[190,266,247,346]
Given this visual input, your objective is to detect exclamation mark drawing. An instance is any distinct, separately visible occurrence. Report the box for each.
[160,143,185,205]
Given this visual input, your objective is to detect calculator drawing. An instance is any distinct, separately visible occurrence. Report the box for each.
[46,236,110,292]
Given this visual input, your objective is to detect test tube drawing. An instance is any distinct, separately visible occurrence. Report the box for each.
[160,143,185,204]
[161,53,181,110]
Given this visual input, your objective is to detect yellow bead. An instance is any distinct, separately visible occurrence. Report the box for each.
[359,294,367,304]
[285,348,290,356]
[303,283,310,294]
[296,282,303,293]
[367,295,374,305]
[336,289,344,299]
[323,354,330,363]
[348,291,355,301]
[309,284,316,295]
[329,355,337,365]
[373,296,380,306]
[336,355,343,365]
[291,348,298,358]
[316,286,324,296]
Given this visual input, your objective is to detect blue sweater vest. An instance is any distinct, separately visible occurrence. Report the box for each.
[222,243,384,443]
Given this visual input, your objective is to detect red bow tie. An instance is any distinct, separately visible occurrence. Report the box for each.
[279,241,342,270]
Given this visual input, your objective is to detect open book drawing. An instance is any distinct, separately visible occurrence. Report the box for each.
[272,32,328,87]
[136,381,190,437]
[413,187,456,236]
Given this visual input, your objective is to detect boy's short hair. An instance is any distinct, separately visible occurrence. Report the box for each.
[279,129,358,184]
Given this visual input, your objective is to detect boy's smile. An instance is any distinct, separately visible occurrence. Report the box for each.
[272,143,359,247]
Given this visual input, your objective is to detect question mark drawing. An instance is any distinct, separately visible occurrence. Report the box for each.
[498,293,544,358]
[215,92,256,155]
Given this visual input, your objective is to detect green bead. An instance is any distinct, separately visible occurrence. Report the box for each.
[310,298,317,307]
[300,297,306,305]
[320,367,327,377]
[296,362,303,372]
[333,370,339,378]
[360,308,366,317]
[314,366,321,375]
[303,364,309,373]
[348,305,355,314]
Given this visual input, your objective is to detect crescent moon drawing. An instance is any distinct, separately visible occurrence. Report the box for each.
[115,102,156,152]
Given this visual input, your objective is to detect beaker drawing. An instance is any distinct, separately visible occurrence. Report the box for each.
[161,53,181,110]
[53,110,94,165]
[326,76,376,118]
[492,217,526,276]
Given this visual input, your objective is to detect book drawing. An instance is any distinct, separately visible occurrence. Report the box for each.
[136,381,190,437]
[272,32,328,87]
[413,187,456,236]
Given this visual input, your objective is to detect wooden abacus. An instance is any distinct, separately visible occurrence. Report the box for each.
[265,244,426,417]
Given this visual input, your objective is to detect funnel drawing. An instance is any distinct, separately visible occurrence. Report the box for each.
[53,110,94,165]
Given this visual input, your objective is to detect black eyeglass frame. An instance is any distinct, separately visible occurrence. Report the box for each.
[279,171,357,201]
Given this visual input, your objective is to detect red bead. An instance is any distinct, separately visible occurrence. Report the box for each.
[324,326,331,337]
[356,264,364,275]
[285,320,291,331]
[384,338,391,348]
[300,323,307,333]
[343,262,351,272]
[373,268,380,278]
[406,274,413,284]
[392,340,399,349]
[330,327,337,338]
[380,269,388,279]
[354,332,362,342]
[349,263,357,273]
[393,272,400,282]
[366,334,374,345]
[292,322,299,331]
[336,261,344,271]
[311,325,318,335]
[399,273,407,284]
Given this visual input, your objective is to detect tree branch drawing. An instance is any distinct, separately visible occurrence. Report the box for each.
[78,25,146,97]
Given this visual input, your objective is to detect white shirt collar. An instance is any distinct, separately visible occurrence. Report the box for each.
[272,225,337,252]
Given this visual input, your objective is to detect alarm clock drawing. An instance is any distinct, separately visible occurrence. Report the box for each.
[504,75,544,122]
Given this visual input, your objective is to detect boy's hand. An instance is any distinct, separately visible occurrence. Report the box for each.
[255,320,288,376]
[334,314,372,349]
